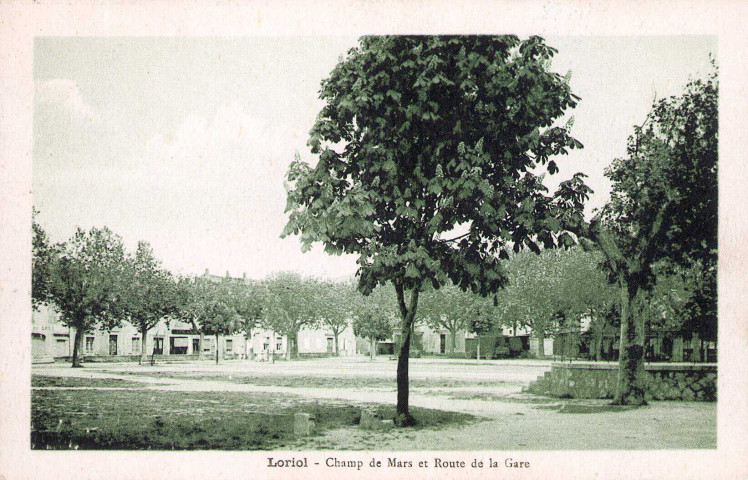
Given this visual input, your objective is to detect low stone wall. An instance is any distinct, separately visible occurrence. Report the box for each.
[526,362,717,401]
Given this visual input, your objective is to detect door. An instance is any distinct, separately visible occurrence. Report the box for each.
[192,338,200,354]
[109,335,118,355]
[153,337,164,355]
[440,333,446,354]
[326,337,334,354]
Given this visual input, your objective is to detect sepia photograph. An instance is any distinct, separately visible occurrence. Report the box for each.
[3,2,747,479]
[28,34,718,452]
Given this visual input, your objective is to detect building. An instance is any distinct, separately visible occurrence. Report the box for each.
[418,324,470,355]
[297,323,357,357]
[32,303,248,363]
[32,304,73,362]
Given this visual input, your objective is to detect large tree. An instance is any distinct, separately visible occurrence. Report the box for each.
[283,36,589,425]
[261,272,321,360]
[47,227,127,367]
[581,68,718,405]
[120,242,177,365]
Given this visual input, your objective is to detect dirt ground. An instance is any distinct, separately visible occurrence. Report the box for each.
[32,357,717,450]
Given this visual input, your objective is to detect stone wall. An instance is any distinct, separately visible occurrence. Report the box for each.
[526,362,717,401]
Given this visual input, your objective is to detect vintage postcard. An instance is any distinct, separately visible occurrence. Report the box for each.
[1,1,746,479]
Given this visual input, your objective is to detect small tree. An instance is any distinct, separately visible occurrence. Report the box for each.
[120,242,177,365]
[283,36,589,424]
[47,227,127,367]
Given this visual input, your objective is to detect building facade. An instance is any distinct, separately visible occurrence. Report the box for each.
[32,304,248,363]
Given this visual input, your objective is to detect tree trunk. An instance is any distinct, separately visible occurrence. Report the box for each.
[395,284,419,427]
[535,317,546,358]
[396,315,413,423]
[71,327,83,368]
[613,279,647,405]
[370,337,376,361]
[198,332,204,359]
[334,331,340,356]
[140,327,148,365]
[594,322,604,361]
[215,334,220,364]
[449,330,456,355]
[289,331,299,360]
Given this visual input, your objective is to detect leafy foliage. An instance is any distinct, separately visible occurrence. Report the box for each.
[587,65,718,404]
[120,242,178,360]
[175,278,239,337]
[260,272,323,358]
[282,35,590,420]
[598,66,718,290]
[283,35,590,297]
[496,248,616,332]
[47,227,127,331]
[352,286,398,342]
[418,284,490,352]
[46,227,128,365]
[32,210,54,310]
[228,280,265,338]
[315,280,357,355]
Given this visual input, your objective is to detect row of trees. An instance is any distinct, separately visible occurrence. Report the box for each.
[32,222,402,365]
[283,35,717,421]
[33,216,711,369]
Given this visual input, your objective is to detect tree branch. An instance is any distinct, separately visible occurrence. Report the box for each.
[439,231,471,243]
[638,199,672,266]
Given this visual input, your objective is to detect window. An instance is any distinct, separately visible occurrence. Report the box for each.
[85,337,94,354]
[263,337,270,351]
[132,338,140,354]
[276,340,282,352]
[226,339,233,353]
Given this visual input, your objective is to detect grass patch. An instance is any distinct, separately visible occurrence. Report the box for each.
[31,388,476,450]
[32,375,160,389]
[114,370,509,389]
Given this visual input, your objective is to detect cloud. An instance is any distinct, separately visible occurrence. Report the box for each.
[35,79,99,122]
[53,102,357,279]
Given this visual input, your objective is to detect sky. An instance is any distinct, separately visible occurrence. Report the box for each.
[32,36,717,280]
